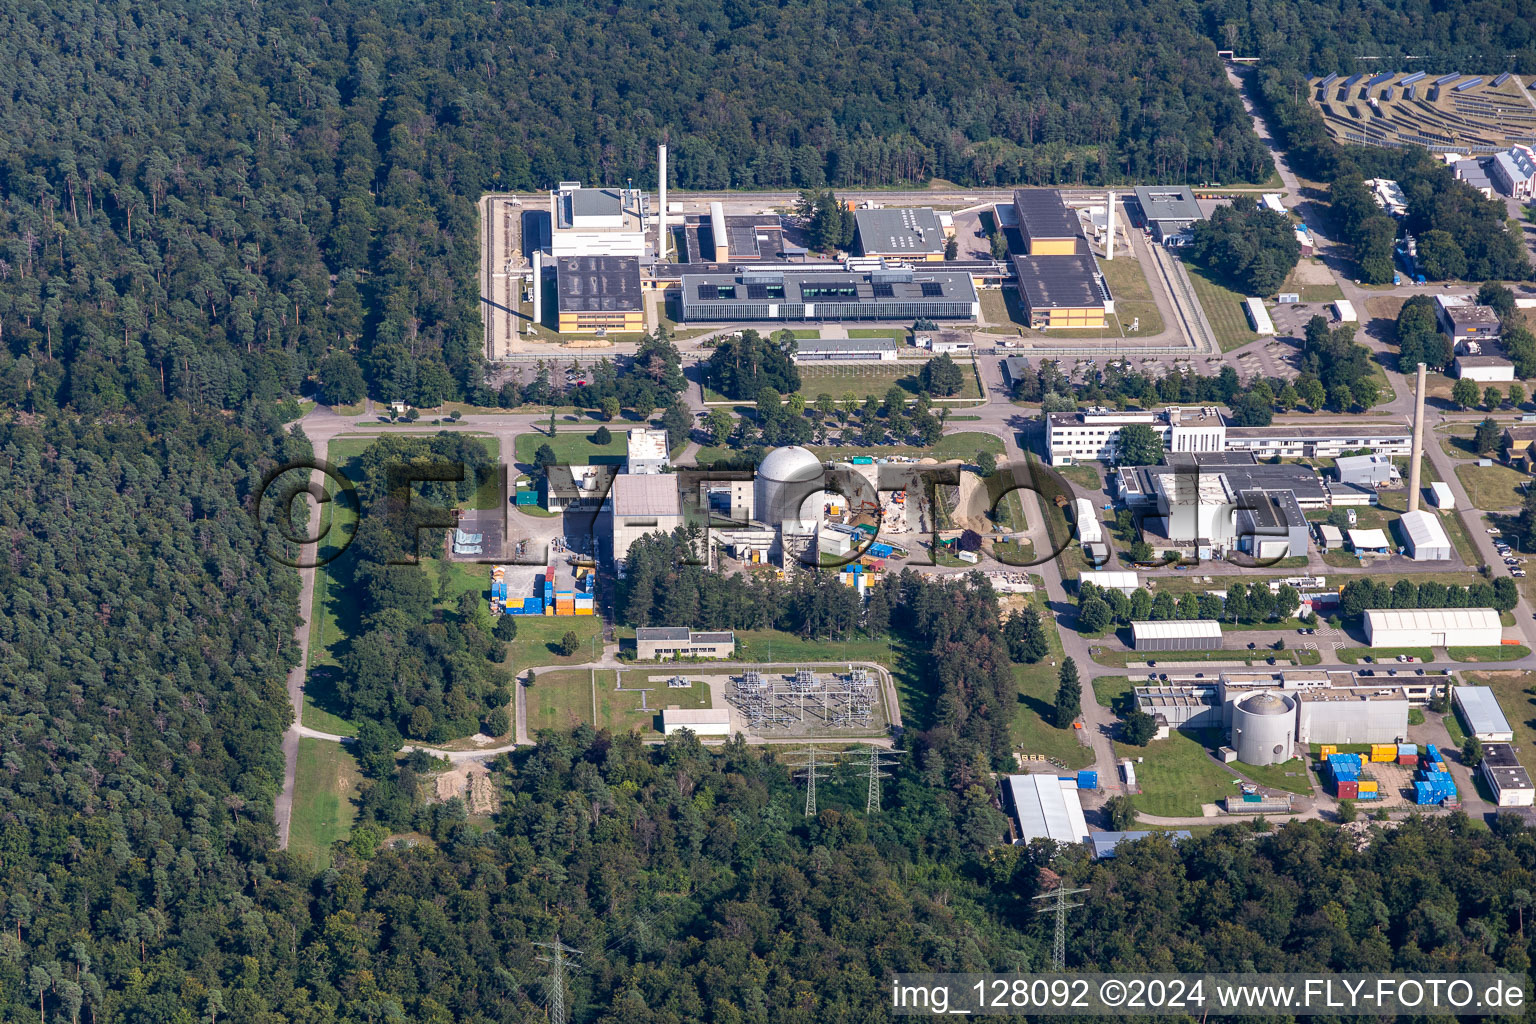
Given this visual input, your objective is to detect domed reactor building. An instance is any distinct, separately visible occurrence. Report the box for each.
[1231,691,1297,766]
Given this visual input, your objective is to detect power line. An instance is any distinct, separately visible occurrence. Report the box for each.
[533,935,583,1024]
[856,744,905,814]
[1032,883,1088,972]
[785,746,836,817]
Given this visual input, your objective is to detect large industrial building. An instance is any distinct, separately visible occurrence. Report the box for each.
[1003,774,1090,846]
[1336,454,1398,487]
[1011,253,1110,329]
[1131,186,1205,242]
[609,474,684,561]
[1118,456,1322,558]
[1481,743,1535,807]
[793,337,900,362]
[1453,685,1515,741]
[1010,189,1083,255]
[636,628,737,661]
[548,183,647,258]
[1435,294,1503,344]
[853,207,945,260]
[1223,423,1413,459]
[1363,607,1502,648]
[1396,508,1453,561]
[1492,147,1536,199]
[1130,619,1222,651]
[554,255,645,334]
[1135,669,1416,765]
[677,265,980,323]
[1234,488,1310,560]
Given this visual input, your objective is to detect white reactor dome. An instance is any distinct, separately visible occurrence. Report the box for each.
[1232,691,1297,767]
[756,446,824,526]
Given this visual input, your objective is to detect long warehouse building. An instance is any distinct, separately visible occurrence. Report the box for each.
[1363,607,1502,648]
[1130,619,1223,651]
[678,266,979,322]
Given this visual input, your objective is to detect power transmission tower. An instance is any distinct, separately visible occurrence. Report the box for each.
[786,747,835,817]
[533,935,583,1024]
[857,744,905,814]
[1032,883,1088,972]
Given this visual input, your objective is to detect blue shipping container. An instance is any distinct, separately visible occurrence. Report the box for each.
[1077,771,1097,790]
[869,542,894,558]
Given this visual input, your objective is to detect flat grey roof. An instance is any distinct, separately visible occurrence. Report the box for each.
[1482,742,1534,792]
[1220,463,1328,503]
[1002,355,1031,383]
[1132,185,1204,225]
[1012,254,1107,309]
[1454,686,1514,737]
[798,337,899,354]
[556,256,643,312]
[1238,488,1305,530]
[637,627,691,641]
[680,268,978,306]
[1012,189,1081,240]
[612,474,682,517]
[854,208,944,254]
[1443,304,1502,329]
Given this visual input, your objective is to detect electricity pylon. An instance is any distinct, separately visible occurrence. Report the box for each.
[857,744,905,813]
[1032,883,1088,971]
[533,935,582,1024]
[786,747,835,816]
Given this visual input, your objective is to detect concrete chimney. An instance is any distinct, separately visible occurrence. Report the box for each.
[1408,361,1426,512]
[657,144,669,261]
[531,250,543,327]
[1105,191,1116,261]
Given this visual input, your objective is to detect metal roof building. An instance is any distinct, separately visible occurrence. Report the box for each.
[853,207,945,259]
[1078,570,1139,594]
[1090,830,1192,860]
[1010,253,1110,329]
[1130,619,1223,651]
[555,255,645,333]
[793,336,900,362]
[1397,508,1452,561]
[1011,189,1082,255]
[1005,774,1090,846]
[1480,742,1535,807]
[1132,185,1205,241]
[1453,685,1515,741]
[660,706,734,736]
[677,266,980,323]
[1364,607,1502,648]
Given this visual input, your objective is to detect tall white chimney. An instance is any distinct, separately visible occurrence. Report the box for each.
[657,144,669,261]
[1105,191,1116,261]
[531,250,543,326]
[1408,361,1426,513]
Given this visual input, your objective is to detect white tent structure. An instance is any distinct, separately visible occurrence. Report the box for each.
[1005,775,1089,846]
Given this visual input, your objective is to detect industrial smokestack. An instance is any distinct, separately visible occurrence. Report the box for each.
[532,250,543,327]
[657,144,669,261]
[1105,191,1116,261]
[1408,361,1426,513]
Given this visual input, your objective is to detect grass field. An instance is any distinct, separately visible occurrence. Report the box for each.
[1057,464,1104,493]
[1012,586,1093,770]
[1091,674,1135,716]
[1455,463,1530,511]
[507,617,608,675]
[1115,728,1241,816]
[1462,673,1536,778]
[1097,253,1165,337]
[513,429,628,467]
[1450,645,1530,663]
[794,360,983,403]
[288,739,360,870]
[527,668,714,735]
[1235,757,1314,795]
[1442,711,1469,747]
[1185,264,1258,353]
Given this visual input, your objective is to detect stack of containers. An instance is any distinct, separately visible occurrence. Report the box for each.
[1397,742,1418,767]
[1414,768,1456,804]
[1319,744,1338,758]
[1357,779,1379,800]
[869,542,894,559]
[1423,744,1445,774]
[1370,744,1397,764]
[544,566,556,615]
[1329,753,1363,798]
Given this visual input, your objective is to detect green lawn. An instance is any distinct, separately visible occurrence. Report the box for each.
[1057,464,1104,493]
[288,739,360,870]
[1442,711,1469,747]
[1012,587,1093,770]
[1115,728,1242,817]
[1235,757,1314,795]
[1185,264,1258,353]
[527,668,713,735]
[1097,253,1165,337]
[1461,671,1536,777]
[1092,674,1135,716]
[506,616,608,675]
[1455,463,1530,511]
[1449,645,1530,663]
[732,629,898,665]
[514,430,628,468]
[795,359,983,403]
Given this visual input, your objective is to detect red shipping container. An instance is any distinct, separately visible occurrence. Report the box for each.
[1398,754,1418,767]
[545,567,556,581]
[1336,780,1359,799]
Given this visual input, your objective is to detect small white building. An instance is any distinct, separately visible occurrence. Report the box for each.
[1244,297,1275,336]
[1480,743,1535,807]
[1492,147,1536,200]
[1333,299,1358,323]
[1397,508,1452,561]
[660,707,733,737]
[1429,481,1455,509]
[626,427,672,474]
[1347,527,1390,553]
[1078,570,1139,594]
[1453,685,1515,741]
[1364,607,1502,648]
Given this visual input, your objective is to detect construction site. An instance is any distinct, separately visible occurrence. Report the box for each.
[1310,71,1536,152]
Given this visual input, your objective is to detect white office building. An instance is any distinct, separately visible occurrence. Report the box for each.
[549,183,648,258]
[1046,406,1225,466]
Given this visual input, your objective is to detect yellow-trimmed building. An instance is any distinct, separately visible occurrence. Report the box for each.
[555,255,645,334]
[1011,189,1082,256]
[1011,253,1109,329]
[1503,425,1536,472]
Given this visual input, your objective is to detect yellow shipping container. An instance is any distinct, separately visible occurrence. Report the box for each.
[1320,744,1337,757]
[1358,780,1379,793]
[544,606,554,616]
[575,607,594,615]
[1370,744,1396,763]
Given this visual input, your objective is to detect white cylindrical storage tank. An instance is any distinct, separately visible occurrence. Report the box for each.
[755,446,824,527]
[1232,691,1297,766]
